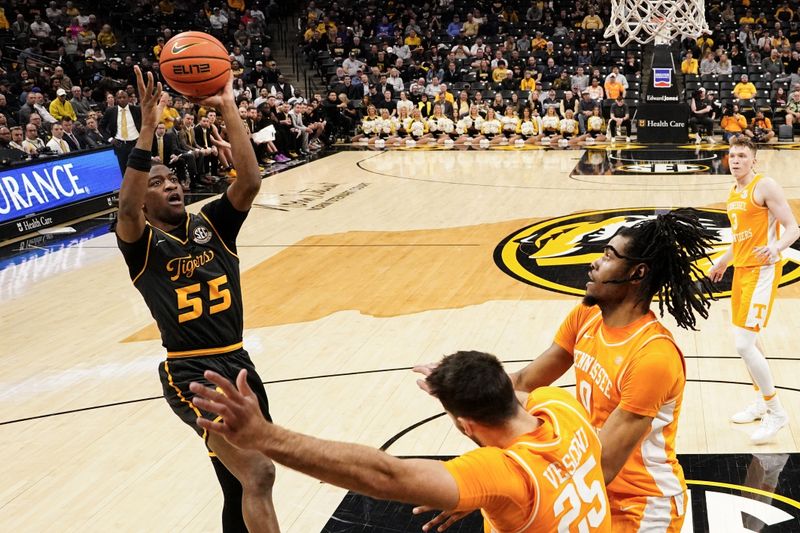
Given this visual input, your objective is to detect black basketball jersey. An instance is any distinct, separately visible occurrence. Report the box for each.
[119,197,247,357]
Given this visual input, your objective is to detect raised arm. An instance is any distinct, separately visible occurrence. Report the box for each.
[115,66,166,243]
[191,73,261,211]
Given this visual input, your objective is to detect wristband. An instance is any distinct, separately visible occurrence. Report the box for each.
[127,147,152,172]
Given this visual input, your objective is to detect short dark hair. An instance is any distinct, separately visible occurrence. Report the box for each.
[426,351,518,425]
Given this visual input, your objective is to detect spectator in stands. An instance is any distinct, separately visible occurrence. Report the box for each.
[446,15,462,38]
[22,122,45,155]
[69,86,91,121]
[83,116,107,148]
[569,66,589,94]
[560,91,579,118]
[733,74,757,113]
[30,14,53,42]
[97,24,117,50]
[49,88,76,121]
[45,121,69,154]
[623,54,641,77]
[605,65,629,90]
[593,44,614,67]
[762,49,784,79]
[746,48,762,67]
[387,68,405,93]
[776,2,794,22]
[375,74,393,98]
[526,4,543,22]
[434,84,455,115]
[0,126,12,150]
[746,110,775,142]
[578,91,596,133]
[689,88,715,143]
[720,104,747,142]
[587,77,605,103]
[462,13,480,37]
[541,89,559,115]
[581,8,603,30]
[276,75,296,99]
[717,53,733,75]
[604,74,626,102]
[12,14,30,41]
[520,71,536,91]
[681,51,699,74]
[33,92,58,125]
[531,31,547,50]
[85,39,107,64]
[727,44,745,67]
[8,126,25,153]
[376,90,395,115]
[608,95,631,141]
[785,90,800,128]
[18,92,37,125]
[700,51,719,76]
[540,58,561,83]
[61,117,82,151]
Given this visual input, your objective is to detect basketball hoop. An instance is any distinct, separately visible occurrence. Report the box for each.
[604,0,709,46]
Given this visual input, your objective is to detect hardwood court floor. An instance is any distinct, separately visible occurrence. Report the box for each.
[2,146,800,531]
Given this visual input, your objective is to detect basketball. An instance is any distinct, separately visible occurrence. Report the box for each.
[160,31,231,98]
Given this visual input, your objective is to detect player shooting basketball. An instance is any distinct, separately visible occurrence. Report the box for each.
[115,65,279,532]
[709,136,800,444]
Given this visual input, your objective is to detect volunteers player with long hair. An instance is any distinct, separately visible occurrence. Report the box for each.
[189,351,612,533]
[514,210,715,531]
[417,209,716,532]
[115,66,279,533]
[709,135,800,443]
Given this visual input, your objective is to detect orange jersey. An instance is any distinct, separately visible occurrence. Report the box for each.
[727,174,782,267]
[554,304,686,499]
[443,387,611,533]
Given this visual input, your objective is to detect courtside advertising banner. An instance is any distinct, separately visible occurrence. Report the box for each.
[0,148,121,224]
[0,148,122,240]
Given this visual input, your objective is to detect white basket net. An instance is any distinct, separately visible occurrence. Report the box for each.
[604,0,710,46]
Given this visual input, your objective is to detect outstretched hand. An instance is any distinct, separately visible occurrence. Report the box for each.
[134,65,163,128]
[412,506,472,532]
[188,70,234,111]
[411,362,438,395]
[189,369,270,450]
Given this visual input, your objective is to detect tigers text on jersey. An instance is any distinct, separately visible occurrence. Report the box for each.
[554,304,687,500]
[727,174,781,267]
[124,205,244,357]
[443,387,611,532]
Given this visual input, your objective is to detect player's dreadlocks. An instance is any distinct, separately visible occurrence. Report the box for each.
[615,208,717,330]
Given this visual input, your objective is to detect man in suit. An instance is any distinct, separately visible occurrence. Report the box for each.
[176,113,211,187]
[61,117,83,151]
[45,121,70,155]
[82,116,108,148]
[152,122,196,190]
[101,89,141,170]
[194,115,219,178]
[18,92,37,126]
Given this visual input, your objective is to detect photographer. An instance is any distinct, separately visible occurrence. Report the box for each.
[720,104,747,142]
[745,110,775,142]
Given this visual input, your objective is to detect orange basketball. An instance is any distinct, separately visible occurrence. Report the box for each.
[160,31,231,98]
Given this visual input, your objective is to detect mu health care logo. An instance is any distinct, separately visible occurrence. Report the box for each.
[494,207,800,298]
